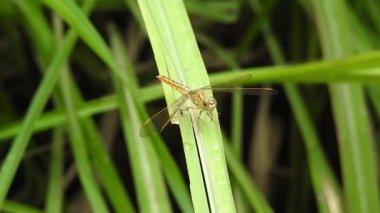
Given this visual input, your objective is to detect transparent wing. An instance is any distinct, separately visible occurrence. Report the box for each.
[210,74,253,88]
[200,87,277,95]
[198,74,277,95]
[140,95,188,137]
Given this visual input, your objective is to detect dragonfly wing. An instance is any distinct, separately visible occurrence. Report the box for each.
[202,87,277,95]
[140,95,187,136]
[210,74,252,88]
[198,74,276,95]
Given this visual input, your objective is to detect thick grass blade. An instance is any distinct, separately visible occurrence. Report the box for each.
[136,0,236,211]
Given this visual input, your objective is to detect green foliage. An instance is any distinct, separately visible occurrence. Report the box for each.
[0,0,379,212]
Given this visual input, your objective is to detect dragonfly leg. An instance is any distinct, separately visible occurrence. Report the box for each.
[206,111,217,123]
[196,109,217,125]
[171,108,187,120]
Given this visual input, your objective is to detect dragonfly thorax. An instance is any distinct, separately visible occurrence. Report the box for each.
[188,90,217,112]
[199,95,217,111]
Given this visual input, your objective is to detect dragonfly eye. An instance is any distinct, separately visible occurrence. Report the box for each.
[205,97,217,111]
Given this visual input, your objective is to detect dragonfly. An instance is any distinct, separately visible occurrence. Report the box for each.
[139,74,276,136]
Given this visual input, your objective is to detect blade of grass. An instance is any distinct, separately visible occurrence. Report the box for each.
[2,200,42,213]
[45,128,64,213]
[137,0,236,211]
[311,0,380,212]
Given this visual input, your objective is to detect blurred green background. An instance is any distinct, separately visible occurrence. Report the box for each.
[0,0,379,212]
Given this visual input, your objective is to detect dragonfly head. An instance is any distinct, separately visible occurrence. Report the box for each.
[201,96,217,111]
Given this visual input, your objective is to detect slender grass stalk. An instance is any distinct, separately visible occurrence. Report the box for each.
[137,0,235,211]
[45,128,64,213]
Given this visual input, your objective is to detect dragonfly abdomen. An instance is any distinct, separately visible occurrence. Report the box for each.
[157,75,189,95]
